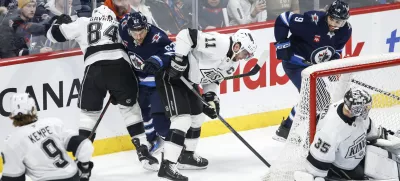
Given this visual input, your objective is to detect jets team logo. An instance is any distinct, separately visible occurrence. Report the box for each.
[345,133,367,159]
[310,46,335,64]
[311,13,319,25]
[152,33,161,43]
[200,68,224,83]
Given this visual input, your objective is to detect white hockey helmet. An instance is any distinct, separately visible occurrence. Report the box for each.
[344,88,372,118]
[92,5,116,21]
[10,93,37,117]
[231,29,257,61]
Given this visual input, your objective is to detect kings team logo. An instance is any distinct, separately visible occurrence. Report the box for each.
[345,133,367,159]
[310,46,335,64]
[200,68,224,84]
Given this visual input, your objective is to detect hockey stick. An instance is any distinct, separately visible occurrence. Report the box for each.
[351,79,400,101]
[223,50,269,80]
[88,97,112,140]
[179,76,271,167]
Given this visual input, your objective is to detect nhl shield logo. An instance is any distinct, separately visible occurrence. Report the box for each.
[310,46,335,64]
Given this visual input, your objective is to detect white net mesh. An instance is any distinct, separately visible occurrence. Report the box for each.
[263,53,400,181]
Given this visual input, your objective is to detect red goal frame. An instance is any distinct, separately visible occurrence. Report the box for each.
[309,58,400,143]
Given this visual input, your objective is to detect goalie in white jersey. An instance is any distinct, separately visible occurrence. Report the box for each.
[0,93,94,181]
[295,88,400,181]
[155,28,257,181]
[46,5,159,171]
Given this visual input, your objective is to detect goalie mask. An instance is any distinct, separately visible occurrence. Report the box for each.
[344,88,372,119]
[230,29,257,62]
[10,93,37,117]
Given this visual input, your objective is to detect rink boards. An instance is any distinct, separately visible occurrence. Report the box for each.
[1,3,400,172]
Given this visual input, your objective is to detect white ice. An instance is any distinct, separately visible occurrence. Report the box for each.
[89,126,282,181]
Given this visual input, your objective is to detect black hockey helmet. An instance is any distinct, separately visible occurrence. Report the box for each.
[327,0,350,20]
[127,12,149,31]
[344,88,372,118]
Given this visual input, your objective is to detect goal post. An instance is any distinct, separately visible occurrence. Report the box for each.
[263,53,400,181]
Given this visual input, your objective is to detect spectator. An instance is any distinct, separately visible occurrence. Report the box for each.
[198,0,228,30]
[104,0,132,20]
[0,6,7,15]
[319,0,380,9]
[146,0,180,34]
[0,25,18,58]
[130,0,157,25]
[227,0,267,26]
[8,0,52,55]
[265,0,299,21]
[169,0,191,31]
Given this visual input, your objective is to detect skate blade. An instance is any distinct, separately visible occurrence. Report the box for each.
[177,163,207,170]
[142,160,159,172]
[272,135,287,142]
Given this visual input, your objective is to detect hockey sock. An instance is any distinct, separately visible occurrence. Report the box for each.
[164,129,186,163]
[184,127,201,152]
[283,106,296,128]
[152,113,170,138]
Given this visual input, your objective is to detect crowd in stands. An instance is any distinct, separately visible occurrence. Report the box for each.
[0,0,398,58]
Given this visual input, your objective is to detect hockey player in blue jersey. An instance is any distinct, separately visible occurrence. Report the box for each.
[273,0,352,140]
[119,12,173,155]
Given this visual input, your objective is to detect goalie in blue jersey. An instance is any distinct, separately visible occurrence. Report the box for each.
[273,0,352,141]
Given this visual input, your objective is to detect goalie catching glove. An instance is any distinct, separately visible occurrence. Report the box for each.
[373,126,400,156]
[202,92,220,119]
[77,161,94,181]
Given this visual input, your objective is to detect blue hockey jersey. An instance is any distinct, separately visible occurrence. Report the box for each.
[274,11,352,67]
[119,15,174,87]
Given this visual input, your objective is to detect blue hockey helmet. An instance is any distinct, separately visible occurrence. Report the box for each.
[126,12,149,31]
[327,0,350,21]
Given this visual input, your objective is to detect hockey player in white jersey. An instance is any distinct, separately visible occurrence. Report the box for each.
[0,93,94,181]
[46,5,159,171]
[155,28,257,181]
[295,88,400,181]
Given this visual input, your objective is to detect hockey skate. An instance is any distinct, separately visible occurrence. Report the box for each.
[273,118,290,142]
[158,154,188,181]
[132,138,160,171]
[177,150,208,170]
[150,135,165,155]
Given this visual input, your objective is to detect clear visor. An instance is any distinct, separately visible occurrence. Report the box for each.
[328,16,347,28]
[234,49,254,62]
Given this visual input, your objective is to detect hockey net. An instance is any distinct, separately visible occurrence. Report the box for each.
[263,53,400,181]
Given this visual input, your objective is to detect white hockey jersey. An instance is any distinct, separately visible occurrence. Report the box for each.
[1,118,93,181]
[305,100,376,178]
[174,29,239,93]
[47,16,129,67]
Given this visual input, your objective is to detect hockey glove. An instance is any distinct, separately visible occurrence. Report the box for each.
[168,55,187,79]
[202,92,220,119]
[77,161,94,181]
[141,56,163,74]
[56,14,72,24]
[274,39,293,61]
[372,126,400,155]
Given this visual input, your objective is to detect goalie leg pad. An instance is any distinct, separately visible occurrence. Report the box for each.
[365,145,399,180]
